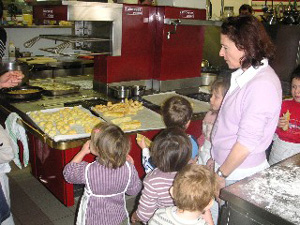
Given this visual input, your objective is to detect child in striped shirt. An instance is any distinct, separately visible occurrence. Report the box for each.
[131,127,192,224]
[148,164,216,225]
[63,123,142,225]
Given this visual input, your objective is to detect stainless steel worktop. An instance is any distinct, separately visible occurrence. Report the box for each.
[220,154,300,225]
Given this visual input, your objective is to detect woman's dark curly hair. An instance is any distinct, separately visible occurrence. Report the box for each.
[221,16,275,69]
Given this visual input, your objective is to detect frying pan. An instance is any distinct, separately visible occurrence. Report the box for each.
[1,85,44,101]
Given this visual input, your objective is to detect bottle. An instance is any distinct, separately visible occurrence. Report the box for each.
[8,42,16,59]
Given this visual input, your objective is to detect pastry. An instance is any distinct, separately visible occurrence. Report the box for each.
[103,111,125,117]
[136,133,152,147]
[282,110,291,131]
[111,117,132,125]
[119,120,141,131]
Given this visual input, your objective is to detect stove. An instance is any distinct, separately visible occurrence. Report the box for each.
[186,92,211,103]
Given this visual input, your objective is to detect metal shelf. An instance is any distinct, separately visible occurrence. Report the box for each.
[24,35,111,55]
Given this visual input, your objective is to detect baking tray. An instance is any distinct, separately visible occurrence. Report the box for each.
[27,106,103,142]
[142,91,210,114]
[91,105,166,133]
[30,80,80,96]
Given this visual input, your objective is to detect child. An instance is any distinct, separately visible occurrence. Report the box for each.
[197,78,230,165]
[63,122,142,225]
[148,164,216,225]
[140,96,198,173]
[131,127,192,224]
[269,66,300,165]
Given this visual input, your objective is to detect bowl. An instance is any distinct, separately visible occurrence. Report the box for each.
[200,73,217,86]
[109,86,132,99]
[132,85,146,96]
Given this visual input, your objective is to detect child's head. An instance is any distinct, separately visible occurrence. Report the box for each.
[90,122,131,169]
[171,164,217,213]
[291,65,300,103]
[162,96,193,129]
[210,77,230,112]
[151,127,191,172]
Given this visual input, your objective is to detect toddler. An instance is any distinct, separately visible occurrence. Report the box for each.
[140,96,198,173]
[63,122,142,225]
[198,78,230,165]
[269,66,300,165]
[131,127,192,224]
[149,164,216,225]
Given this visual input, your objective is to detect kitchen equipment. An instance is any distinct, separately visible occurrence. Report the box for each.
[109,86,132,99]
[132,85,146,97]
[201,59,210,68]
[1,85,44,101]
[200,73,217,86]
[64,2,205,93]
[220,154,300,225]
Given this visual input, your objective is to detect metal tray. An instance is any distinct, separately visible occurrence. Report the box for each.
[30,80,80,96]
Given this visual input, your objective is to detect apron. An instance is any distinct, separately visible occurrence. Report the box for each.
[269,134,300,166]
[76,162,132,225]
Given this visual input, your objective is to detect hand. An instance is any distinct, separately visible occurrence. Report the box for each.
[278,116,288,129]
[215,175,226,202]
[80,140,91,155]
[131,211,141,224]
[126,155,134,164]
[206,158,215,172]
[0,71,24,88]
[71,140,92,163]
[189,156,198,164]
[137,136,147,149]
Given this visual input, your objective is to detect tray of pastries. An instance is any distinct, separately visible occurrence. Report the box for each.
[30,80,80,96]
[91,99,165,132]
[27,106,103,142]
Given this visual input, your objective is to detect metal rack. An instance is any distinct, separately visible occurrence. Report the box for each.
[23,35,111,55]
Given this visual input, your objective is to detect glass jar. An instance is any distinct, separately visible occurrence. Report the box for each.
[222,6,234,19]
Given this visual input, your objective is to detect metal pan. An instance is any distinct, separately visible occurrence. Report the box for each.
[1,85,44,101]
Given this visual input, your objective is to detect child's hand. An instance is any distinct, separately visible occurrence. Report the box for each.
[189,156,198,164]
[206,158,215,172]
[71,140,91,163]
[137,136,147,149]
[278,116,288,129]
[131,211,141,224]
[126,155,134,164]
[81,140,91,155]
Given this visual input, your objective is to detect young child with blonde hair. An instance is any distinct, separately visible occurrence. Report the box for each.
[198,77,230,165]
[149,164,216,225]
[63,122,142,225]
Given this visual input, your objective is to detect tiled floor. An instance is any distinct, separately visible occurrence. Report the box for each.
[8,163,141,225]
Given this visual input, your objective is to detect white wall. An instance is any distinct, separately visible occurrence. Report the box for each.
[4,27,72,57]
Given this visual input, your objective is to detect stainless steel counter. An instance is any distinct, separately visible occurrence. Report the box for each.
[220,154,300,225]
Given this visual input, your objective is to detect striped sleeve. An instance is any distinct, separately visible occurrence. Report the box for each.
[0,28,7,58]
[136,171,175,223]
[63,161,88,184]
[126,163,142,195]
